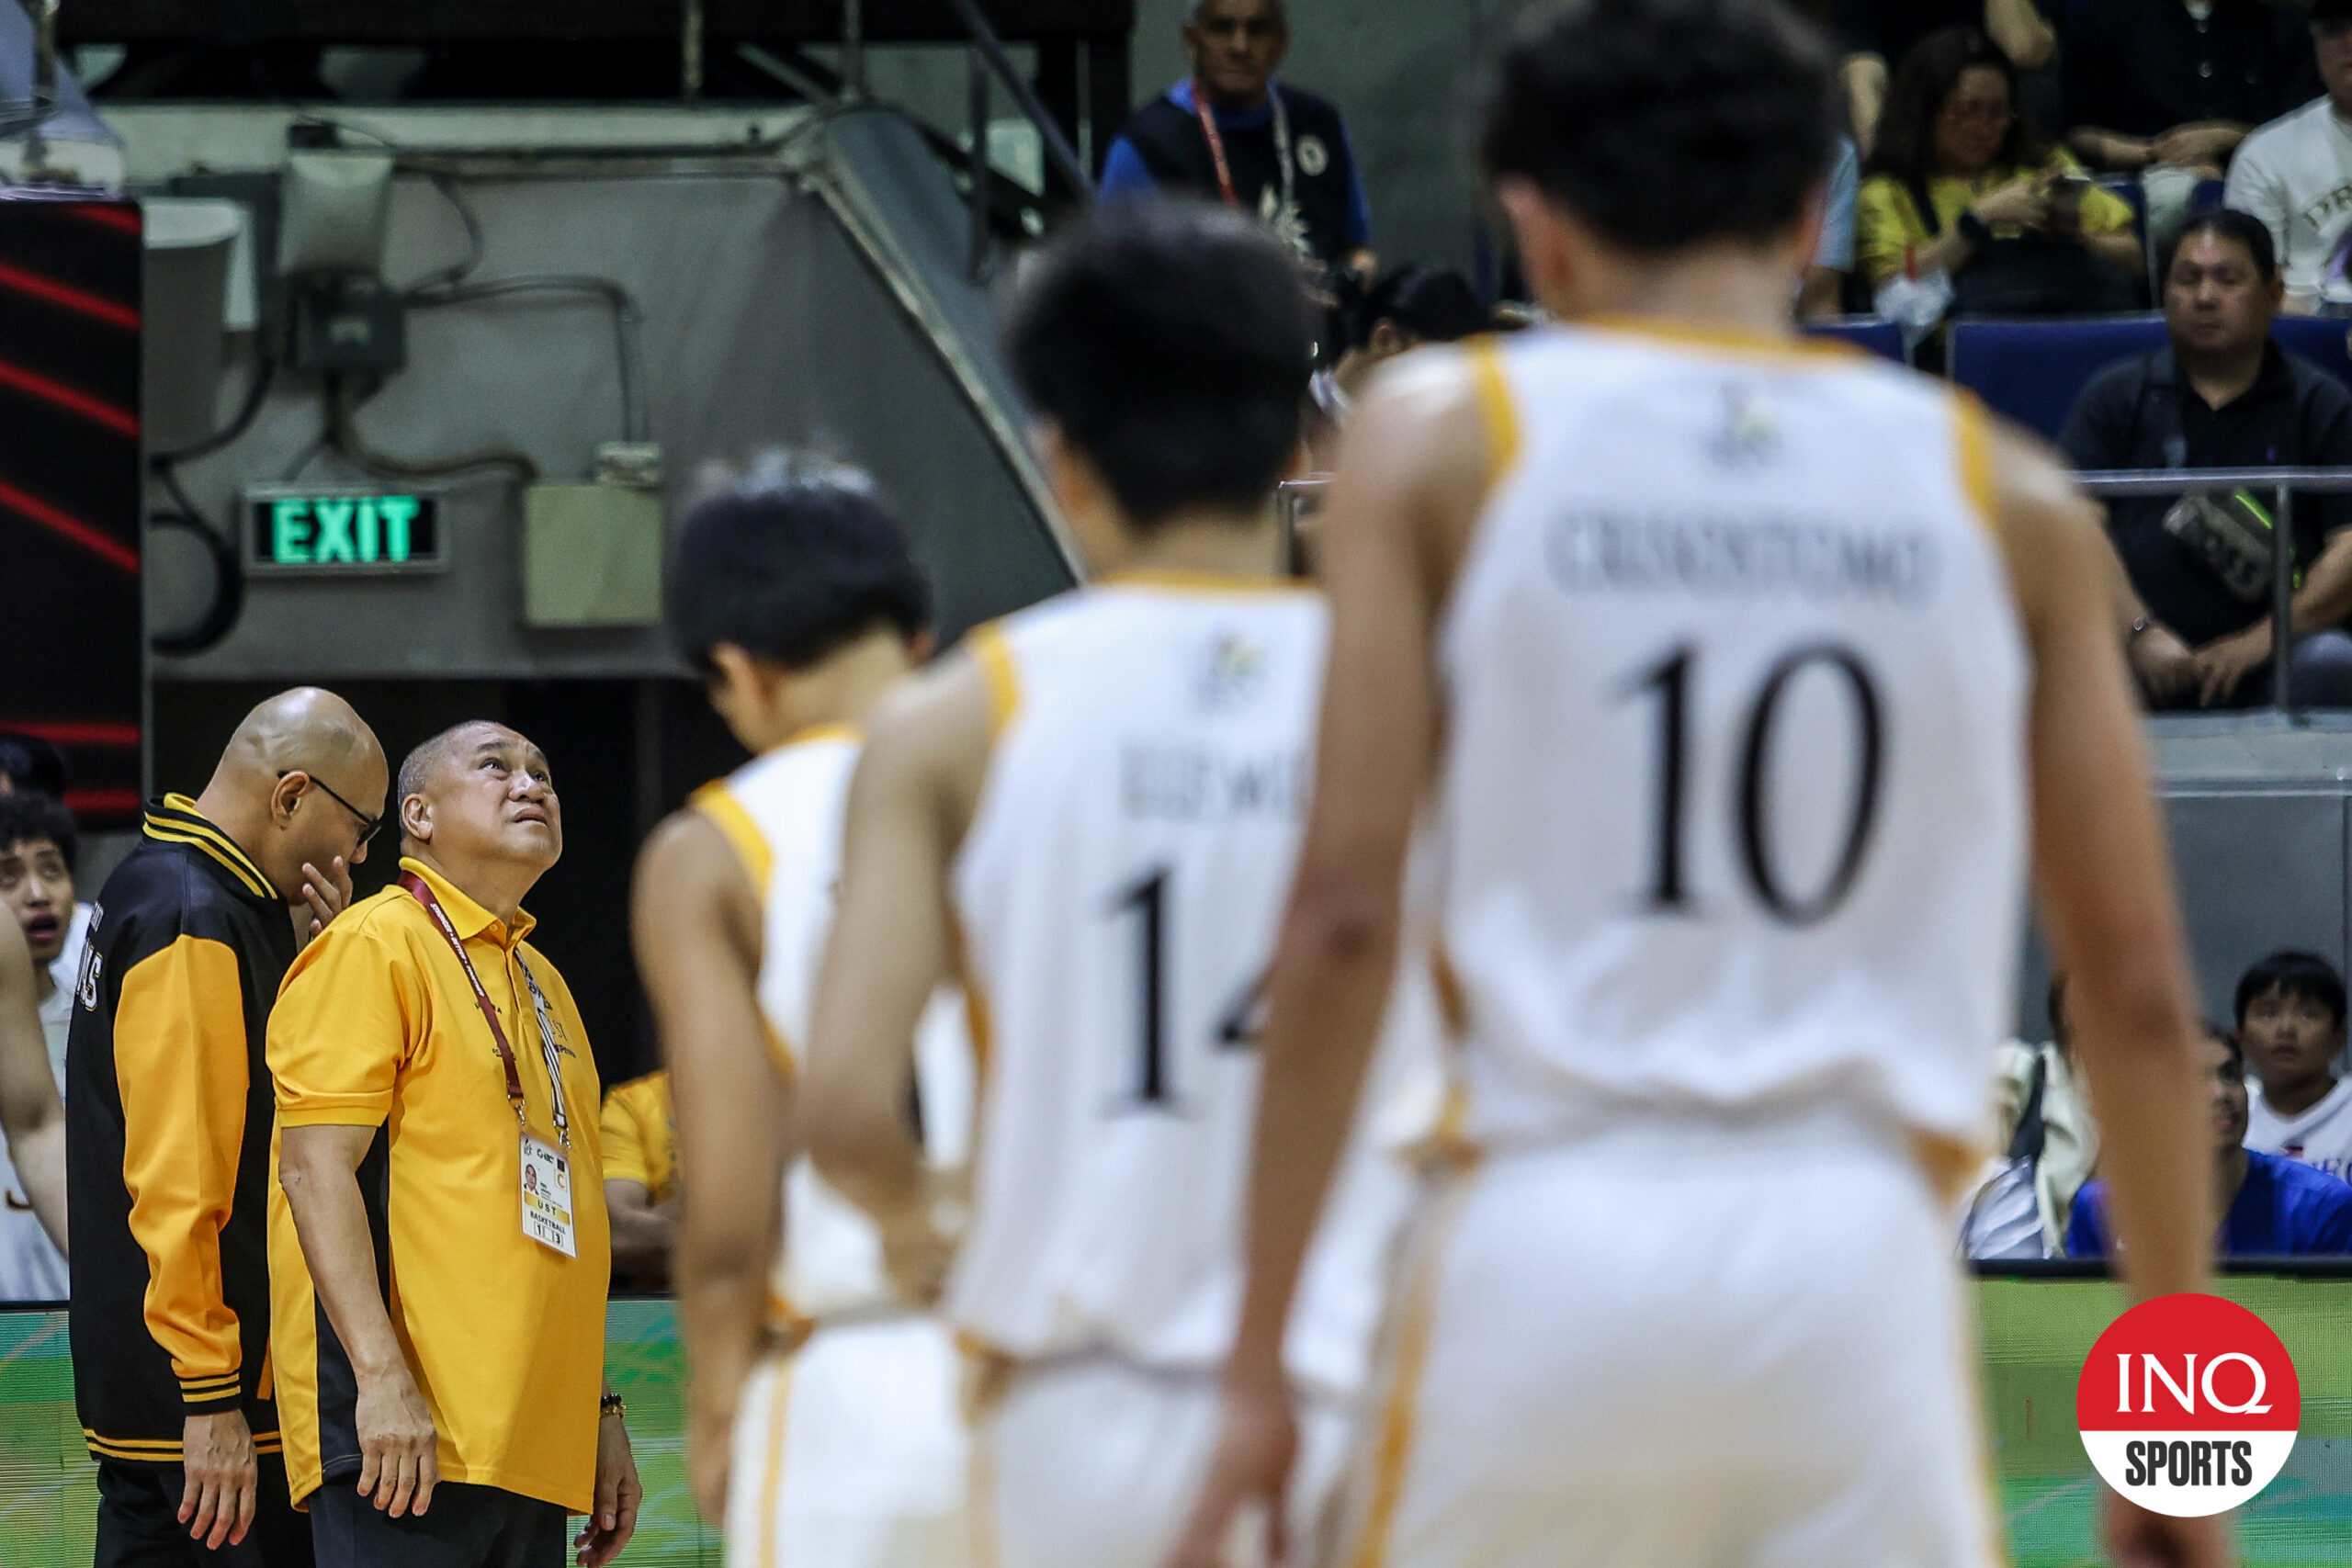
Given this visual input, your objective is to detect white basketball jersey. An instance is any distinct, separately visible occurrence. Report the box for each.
[696,729,972,1321]
[1432,326,2030,1152]
[946,578,1408,1393]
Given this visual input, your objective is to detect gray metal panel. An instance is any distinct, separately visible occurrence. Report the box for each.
[147,110,1069,682]
[2168,792,2348,1021]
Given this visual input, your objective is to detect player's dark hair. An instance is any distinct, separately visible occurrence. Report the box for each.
[1005,199,1315,528]
[0,734,68,800]
[2234,950,2348,1033]
[0,789,77,874]
[2163,209,2278,288]
[1477,0,1838,254]
[667,454,932,675]
[1865,28,2052,187]
[1351,266,1487,350]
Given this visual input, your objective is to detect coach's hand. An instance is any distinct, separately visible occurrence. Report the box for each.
[1163,1375,1297,1568]
[577,1411,643,1566]
[355,1363,440,1518]
[180,1408,258,1549]
[296,855,355,949]
[2103,1491,2232,1567]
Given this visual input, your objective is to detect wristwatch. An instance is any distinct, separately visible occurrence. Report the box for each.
[599,1393,627,1421]
[1956,209,1993,247]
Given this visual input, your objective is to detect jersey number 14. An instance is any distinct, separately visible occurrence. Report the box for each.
[1108,866,1265,1111]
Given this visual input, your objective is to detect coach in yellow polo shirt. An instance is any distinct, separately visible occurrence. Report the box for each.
[270,722,640,1568]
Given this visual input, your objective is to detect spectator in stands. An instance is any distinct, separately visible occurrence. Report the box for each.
[2059,210,2352,708]
[1855,29,2141,333]
[1800,137,1864,320]
[2225,0,2352,313]
[2064,0,2314,249]
[1312,265,1485,420]
[1101,0,1374,279]
[1963,974,2100,1258]
[601,1069,678,1287]
[0,790,85,1069]
[2236,949,2352,1182]
[0,791,76,1291]
[2069,1023,2352,1257]
[1830,0,2055,154]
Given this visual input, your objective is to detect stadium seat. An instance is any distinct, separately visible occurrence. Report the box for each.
[1954,315,2352,440]
[2270,314,2352,396]
[1798,314,1905,363]
[1948,314,2166,440]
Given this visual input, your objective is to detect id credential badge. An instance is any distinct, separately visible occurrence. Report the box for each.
[520,1132,578,1258]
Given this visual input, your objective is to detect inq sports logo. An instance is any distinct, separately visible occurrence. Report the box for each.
[2076,1293,2301,1517]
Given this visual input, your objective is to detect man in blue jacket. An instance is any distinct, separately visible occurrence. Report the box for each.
[2070,1024,2352,1257]
[1100,0,1375,278]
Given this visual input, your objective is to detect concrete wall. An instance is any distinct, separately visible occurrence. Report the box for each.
[1126,0,1529,277]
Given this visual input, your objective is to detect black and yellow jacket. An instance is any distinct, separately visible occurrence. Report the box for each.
[66,796,295,1463]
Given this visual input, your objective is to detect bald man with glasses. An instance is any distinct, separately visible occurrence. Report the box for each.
[69,687,387,1568]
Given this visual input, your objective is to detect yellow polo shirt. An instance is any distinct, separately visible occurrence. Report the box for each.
[266,857,609,1513]
[599,1072,676,1202]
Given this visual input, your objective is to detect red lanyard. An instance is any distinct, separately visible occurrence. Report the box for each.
[1191,80,1293,214]
[1193,83,1241,207]
[401,871,570,1146]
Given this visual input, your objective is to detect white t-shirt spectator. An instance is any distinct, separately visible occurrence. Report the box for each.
[2225,96,2352,310]
[2246,1075,2352,1184]
[0,905,82,1301]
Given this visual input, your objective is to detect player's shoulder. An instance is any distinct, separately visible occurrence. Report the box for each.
[605,1070,670,1112]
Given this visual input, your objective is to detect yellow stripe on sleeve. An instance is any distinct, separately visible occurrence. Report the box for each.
[965,622,1021,740]
[690,784,774,903]
[1464,337,1521,494]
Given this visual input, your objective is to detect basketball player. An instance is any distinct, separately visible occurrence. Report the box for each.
[1169,3,2226,1566]
[802,200,1418,1568]
[630,455,972,1568]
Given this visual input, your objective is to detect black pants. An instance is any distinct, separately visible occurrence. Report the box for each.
[308,1481,564,1568]
[95,1456,314,1568]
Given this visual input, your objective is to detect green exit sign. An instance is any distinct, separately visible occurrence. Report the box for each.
[245,488,444,574]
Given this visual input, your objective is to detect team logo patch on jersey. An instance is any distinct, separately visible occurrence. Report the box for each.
[2077,1292,2300,1517]
[1198,633,1270,710]
[75,912,103,1011]
[1707,385,1780,468]
[1296,134,1329,176]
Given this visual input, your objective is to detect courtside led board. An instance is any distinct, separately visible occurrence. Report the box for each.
[244,485,444,574]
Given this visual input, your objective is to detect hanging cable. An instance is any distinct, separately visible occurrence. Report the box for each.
[325,373,541,483]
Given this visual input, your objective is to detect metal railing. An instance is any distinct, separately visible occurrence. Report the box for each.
[1280,468,2352,718]
[936,0,1091,280]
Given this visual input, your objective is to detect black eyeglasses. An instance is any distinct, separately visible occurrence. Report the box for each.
[280,771,382,848]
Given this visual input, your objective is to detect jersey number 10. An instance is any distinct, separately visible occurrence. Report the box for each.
[1625,640,1885,927]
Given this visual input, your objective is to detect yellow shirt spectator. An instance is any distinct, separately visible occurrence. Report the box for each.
[1855,153,2134,290]
[266,856,610,1514]
[599,1073,676,1202]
